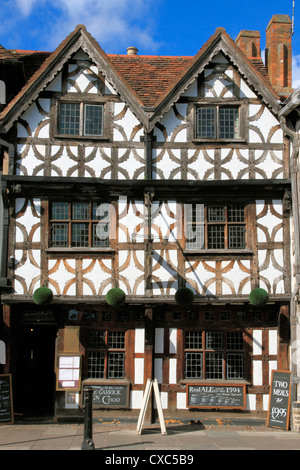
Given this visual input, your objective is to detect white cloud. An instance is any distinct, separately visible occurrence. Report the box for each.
[13,0,162,53]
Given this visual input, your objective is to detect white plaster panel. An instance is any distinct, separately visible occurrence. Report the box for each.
[134,358,144,384]
[268,361,277,385]
[155,328,164,354]
[221,260,251,295]
[135,328,145,354]
[177,393,188,409]
[130,390,143,409]
[253,330,263,355]
[169,328,177,354]
[169,358,177,384]
[154,391,168,409]
[81,259,113,295]
[268,330,278,356]
[113,104,142,141]
[14,249,41,294]
[154,358,163,384]
[246,394,256,411]
[263,394,269,411]
[48,259,76,296]
[253,360,263,386]
[45,72,62,92]
[118,250,145,295]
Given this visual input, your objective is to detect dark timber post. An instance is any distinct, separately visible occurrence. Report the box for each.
[81,388,95,450]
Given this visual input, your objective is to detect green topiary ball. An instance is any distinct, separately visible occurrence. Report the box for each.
[249,288,269,307]
[33,287,53,306]
[175,287,195,306]
[106,288,126,307]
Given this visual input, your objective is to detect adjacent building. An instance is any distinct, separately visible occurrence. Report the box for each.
[0,14,298,424]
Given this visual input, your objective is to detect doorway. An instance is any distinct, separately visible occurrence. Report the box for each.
[14,325,57,417]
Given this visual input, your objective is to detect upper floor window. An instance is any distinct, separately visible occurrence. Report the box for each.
[185,204,246,251]
[194,104,246,141]
[58,102,104,137]
[50,201,109,248]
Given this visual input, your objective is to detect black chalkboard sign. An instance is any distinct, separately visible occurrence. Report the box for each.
[82,383,129,408]
[0,374,13,425]
[267,370,291,430]
[187,383,246,409]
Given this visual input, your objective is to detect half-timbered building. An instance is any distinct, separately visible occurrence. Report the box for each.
[0,14,298,423]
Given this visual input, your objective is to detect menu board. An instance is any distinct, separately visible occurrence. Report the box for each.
[82,383,130,408]
[267,370,291,430]
[56,354,81,391]
[0,374,13,425]
[187,383,246,409]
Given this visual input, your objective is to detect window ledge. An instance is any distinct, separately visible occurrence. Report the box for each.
[46,247,115,254]
[180,379,250,385]
[183,249,253,256]
[192,139,247,144]
[53,134,110,141]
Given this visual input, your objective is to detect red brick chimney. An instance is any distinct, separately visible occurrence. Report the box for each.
[265,14,293,97]
[236,30,261,58]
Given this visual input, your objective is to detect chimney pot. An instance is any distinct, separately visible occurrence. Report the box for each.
[127,46,138,56]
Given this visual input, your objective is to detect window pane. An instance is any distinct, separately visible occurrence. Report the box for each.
[92,223,109,247]
[51,223,68,246]
[205,352,223,379]
[208,205,225,222]
[109,331,125,349]
[228,205,244,222]
[88,351,105,378]
[185,352,203,378]
[227,353,243,379]
[59,103,80,135]
[197,107,216,138]
[72,202,89,220]
[185,204,205,250]
[227,332,243,350]
[229,225,245,249]
[219,107,239,139]
[51,202,69,220]
[108,352,125,378]
[208,225,224,248]
[71,223,89,247]
[89,330,106,349]
[84,104,103,136]
[206,331,223,350]
[185,331,202,349]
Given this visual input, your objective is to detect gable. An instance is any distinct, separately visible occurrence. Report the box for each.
[0,25,280,135]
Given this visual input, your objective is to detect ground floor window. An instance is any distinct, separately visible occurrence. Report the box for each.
[87,330,125,379]
[185,331,244,380]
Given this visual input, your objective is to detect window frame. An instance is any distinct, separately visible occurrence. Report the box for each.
[53,97,112,140]
[192,101,247,143]
[48,201,111,250]
[184,203,247,252]
[86,329,126,380]
[184,330,245,381]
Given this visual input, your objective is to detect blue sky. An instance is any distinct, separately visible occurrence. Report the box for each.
[1,0,300,85]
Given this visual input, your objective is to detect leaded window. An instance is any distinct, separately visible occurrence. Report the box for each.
[196,105,240,140]
[185,204,246,250]
[87,330,126,379]
[184,331,244,380]
[59,102,103,136]
[50,201,109,248]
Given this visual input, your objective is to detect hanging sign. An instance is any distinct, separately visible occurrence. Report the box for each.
[267,370,291,430]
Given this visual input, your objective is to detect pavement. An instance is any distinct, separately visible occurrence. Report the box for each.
[0,419,300,454]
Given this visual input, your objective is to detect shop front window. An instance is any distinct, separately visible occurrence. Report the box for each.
[87,330,125,379]
[184,330,244,380]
